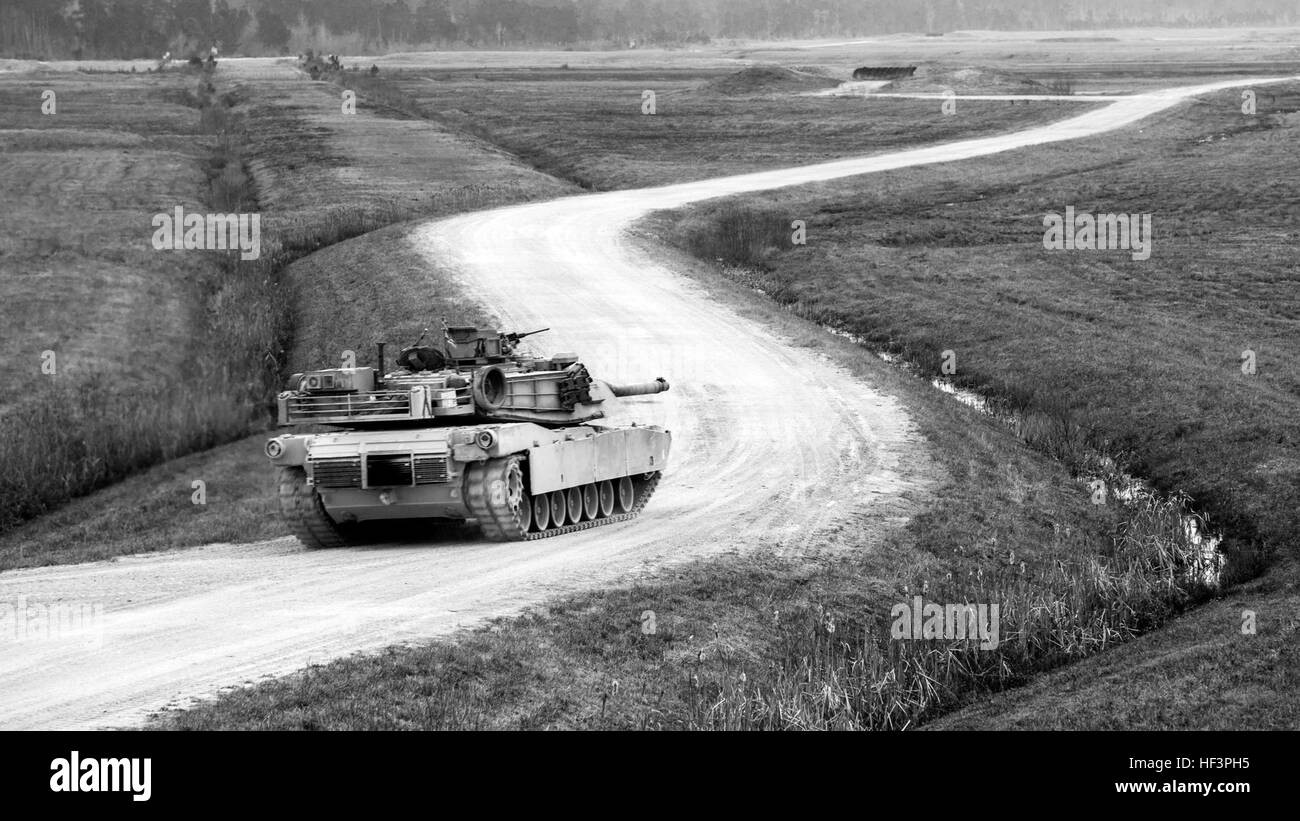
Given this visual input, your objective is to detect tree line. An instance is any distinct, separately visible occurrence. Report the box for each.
[3,0,1296,60]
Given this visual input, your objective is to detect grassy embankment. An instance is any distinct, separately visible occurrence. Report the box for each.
[652,83,1300,581]
[0,68,268,552]
[0,65,571,569]
[641,82,1300,727]
[152,70,1239,729]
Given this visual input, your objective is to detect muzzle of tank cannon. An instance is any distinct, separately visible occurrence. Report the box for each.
[608,378,670,398]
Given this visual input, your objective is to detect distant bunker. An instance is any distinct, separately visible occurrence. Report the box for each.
[852,66,918,81]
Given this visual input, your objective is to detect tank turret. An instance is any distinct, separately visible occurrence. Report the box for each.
[277,326,668,428]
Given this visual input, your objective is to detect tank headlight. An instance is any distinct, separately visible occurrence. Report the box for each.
[265,439,284,458]
[475,430,495,450]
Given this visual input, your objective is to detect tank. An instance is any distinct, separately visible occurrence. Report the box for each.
[264,324,671,547]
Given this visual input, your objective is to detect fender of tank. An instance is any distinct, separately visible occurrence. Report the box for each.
[266,326,672,545]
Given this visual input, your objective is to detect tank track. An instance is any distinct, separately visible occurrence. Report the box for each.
[520,470,661,541]
[465,456,662,541]
[463,456,527,542]
[277,466,356,549]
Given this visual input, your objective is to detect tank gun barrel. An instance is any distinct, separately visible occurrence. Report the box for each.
[609,377,670,397]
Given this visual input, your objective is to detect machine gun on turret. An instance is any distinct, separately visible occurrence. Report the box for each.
[501,327,549,354]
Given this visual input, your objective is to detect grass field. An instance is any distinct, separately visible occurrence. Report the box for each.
[345,26,1300,192]
[371,65,1099,189]
[637,82,1300,727]
[0,63,570,569]
[0,72,214,396]
[648,82,1300,573]
[0,69,266,536]
[928,552,1300,729]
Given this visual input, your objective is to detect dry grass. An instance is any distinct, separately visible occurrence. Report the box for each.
[639,82,1300,727]
[0,73,214,397]
[374,66,1099,189]
[651,84,1300,575]
[0,70,267,532]
[928,553,1300,730]
[682,486,1217,730]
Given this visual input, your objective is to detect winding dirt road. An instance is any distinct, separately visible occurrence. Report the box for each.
[1,76,1290,730]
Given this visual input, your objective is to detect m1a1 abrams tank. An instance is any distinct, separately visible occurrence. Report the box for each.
[264,324,671,547]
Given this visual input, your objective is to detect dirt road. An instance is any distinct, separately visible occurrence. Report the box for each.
[1,76,1289,730]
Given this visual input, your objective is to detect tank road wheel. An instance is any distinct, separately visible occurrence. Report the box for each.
[548,490,568,528]
[566,486,585,523]
[531,494,551,532]
[616,476,635,513]
[597,480,616,517]
[277,467,355,549]
[464,455,530,541]
[582,484,600,520]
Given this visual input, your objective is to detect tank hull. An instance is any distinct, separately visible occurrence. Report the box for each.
[266,421,669,542]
